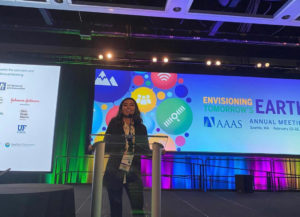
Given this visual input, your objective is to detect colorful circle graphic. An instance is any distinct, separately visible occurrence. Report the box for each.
[148,133,176,151]
[105,106,119,125]
[157,91,166,100]
[175,136,186,147]
[175,85,188,98]
[156,98,193,135]
[151,72,177,90]
[101,104,108,110]
[131,87,157,113]
[142,114,155,133]
[94,69,131,102]
[92,103,103,134]
[133,75,144,86]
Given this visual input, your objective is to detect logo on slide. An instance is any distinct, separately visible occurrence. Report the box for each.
[204,116,242,129]
[94,69,131,103]
[0,82,6,90]
[95,70,118,87]
[20,109,29,120]
[5,143,10,148]
[0,97,3,104]
[17,125,27,133]
[204,116,215,127]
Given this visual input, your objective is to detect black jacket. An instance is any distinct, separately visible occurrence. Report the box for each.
[103,117,150,189]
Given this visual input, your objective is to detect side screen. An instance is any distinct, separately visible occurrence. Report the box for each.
[0,63,60,172]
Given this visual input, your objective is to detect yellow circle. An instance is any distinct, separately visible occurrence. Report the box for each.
[101,104,108,110]
[131,87,157,113]
[157,91,165,100]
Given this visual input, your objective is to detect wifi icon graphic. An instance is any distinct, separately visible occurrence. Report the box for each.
[151,72,178,90]
[158,73,171,81]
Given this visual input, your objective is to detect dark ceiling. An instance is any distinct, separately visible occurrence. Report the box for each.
[0,0,299,74]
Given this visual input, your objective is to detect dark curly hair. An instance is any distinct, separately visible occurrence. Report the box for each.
[115,97,143,125]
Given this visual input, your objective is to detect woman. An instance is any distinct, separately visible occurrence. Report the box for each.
[103,97,150,217]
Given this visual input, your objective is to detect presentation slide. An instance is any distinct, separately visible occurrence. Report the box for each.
[0,63,60,172]
[92,69,300,155]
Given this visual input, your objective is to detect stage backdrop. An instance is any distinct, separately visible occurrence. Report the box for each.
[0,63,60,172]
[92,69,300,155]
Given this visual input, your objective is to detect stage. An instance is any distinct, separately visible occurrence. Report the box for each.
[74,184,300,217]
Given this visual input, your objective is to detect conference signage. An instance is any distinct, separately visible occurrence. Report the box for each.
[92,69,300,155]
[0,63,60,171]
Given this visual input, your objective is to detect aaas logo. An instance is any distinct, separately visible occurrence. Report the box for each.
[204,116,242,129]
[0,82,6,90]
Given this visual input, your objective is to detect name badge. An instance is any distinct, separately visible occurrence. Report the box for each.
[119,153,134,172]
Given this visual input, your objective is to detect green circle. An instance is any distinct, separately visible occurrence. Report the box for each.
[156,98,193,135]
[145,80,151,86]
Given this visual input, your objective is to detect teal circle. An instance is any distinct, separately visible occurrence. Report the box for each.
[145,80,151,86]
[167,92,173,97]
[144,74,149,79]
[156,98,193,135]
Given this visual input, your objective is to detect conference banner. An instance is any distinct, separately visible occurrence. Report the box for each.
[0,63,60,171]
[92,69,300,155]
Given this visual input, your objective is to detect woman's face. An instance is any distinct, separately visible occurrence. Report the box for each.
[121,99,136,117]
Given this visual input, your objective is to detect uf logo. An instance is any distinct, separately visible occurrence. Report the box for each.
[18,125,27,132]
[0,82,6,90]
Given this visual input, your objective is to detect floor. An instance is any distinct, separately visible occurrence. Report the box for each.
[74,184,300,217]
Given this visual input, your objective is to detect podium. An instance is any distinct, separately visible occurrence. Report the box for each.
[90,134,167,217]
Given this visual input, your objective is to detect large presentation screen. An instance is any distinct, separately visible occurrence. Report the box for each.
[92,69,300,155]
[0,63,60,172]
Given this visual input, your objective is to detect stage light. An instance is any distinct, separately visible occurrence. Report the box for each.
[215,60,221,66]
[106,52,113,59]
[152,57,158,63]
[163,57,169,63]
[206,60,212,66]
[98,54,104,60]
[265,62,270,68]
[256,63,262,68]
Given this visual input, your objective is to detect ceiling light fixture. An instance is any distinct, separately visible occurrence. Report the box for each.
[215,60,221,66]
[206,60,212,66]
[98,54,104,60]
[106,52,113,59]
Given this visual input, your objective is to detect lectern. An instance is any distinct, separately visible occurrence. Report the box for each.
[90,134,167,217]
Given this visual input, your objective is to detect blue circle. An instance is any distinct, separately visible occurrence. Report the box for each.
[92,103,103,134]
[94,69,132,102]
[167,92,173,97]
[142,114,155,133]
[156,128,160,132]
[175,85,188,98]
[186,97,192,103]
[177,148,181,151]
[102,127,107,131]
[185,133,189,137]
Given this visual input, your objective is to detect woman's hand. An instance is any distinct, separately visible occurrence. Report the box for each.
[88,144,95,152]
